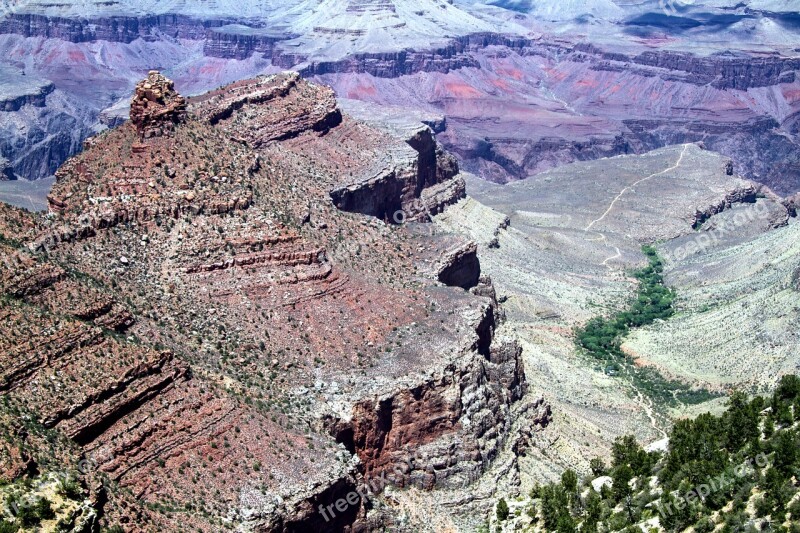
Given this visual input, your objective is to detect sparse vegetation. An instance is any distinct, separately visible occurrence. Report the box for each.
[502,376,800,531]
[576,245,719,407]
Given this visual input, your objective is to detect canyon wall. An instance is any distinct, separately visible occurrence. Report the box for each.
[1,11,798,194]
[0,72,538,531]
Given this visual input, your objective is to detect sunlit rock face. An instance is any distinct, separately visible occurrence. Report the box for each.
[129,71,187,139]
[1,1,799,194]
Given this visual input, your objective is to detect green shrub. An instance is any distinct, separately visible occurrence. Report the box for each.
[496,497,510,522]
[589,457,607,476]
[694,517,716,533]
[33,496,55,521]
[575,246,717,407]
[789,497,800,520]
[754,495,772,518]
[57,475,84,499]
[561,469,578,494]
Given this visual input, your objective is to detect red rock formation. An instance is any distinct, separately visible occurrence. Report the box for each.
[193,72,342,145]
[129,70,187,139]
[1,72,537,531]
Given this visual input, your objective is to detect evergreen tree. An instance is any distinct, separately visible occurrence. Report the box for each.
[540,485,571,531]
[561,469,578,494]
[589,457,607,476]
[583,490,603,532]
[773,430,798,475]
[724,390,759,451]
[496,498,510,522]
[612,465,634,502]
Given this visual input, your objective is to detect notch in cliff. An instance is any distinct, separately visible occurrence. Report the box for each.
[129,70,187,139]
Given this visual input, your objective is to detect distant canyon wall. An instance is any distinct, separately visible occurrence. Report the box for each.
[1,13,799,194]
[2,14,795,91]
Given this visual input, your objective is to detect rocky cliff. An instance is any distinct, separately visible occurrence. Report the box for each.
[0,13,224,42]
[129,71,187,139]
[3,12,794,91]
[2,8,799,195]
[0,80,54,112]
[0,72,537,531]
[0,156,11,180]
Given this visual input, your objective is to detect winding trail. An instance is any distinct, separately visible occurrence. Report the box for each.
[601,245,622,268]
[585,144,689,233]
[584,144,689,271]
[624,366,669,440]
[581,146,689,436]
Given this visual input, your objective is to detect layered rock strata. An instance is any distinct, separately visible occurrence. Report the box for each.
[129,71,187,139]
[0,72,536,531]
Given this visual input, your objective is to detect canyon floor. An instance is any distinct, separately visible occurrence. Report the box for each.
[433,143,799,529]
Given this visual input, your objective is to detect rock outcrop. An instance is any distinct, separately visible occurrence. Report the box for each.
[325,100,466,223]
[628,50,798,90]
[0,80,54,112]
[202,27,286,60]
[784,193,800,218]
[129,71,187,139]
[0,157,12,180]
[437,241,481,290]
[194,72,342,145]
[1,72,534,531]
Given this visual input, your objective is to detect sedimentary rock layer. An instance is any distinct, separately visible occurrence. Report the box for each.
[0,71,534,531]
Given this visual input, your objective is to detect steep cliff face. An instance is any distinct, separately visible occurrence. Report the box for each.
[0,13,222,42]
[785,193,800,217]
[202,28,285,60]
[0,80,54,112]
[322,279,543,508]
[325,100,465,222]
[330,319,532,493]
[629,50,798,90]
[437,241,481,290]
[0,157,11,180]
[0,69,99,183]
[0,72,535,531]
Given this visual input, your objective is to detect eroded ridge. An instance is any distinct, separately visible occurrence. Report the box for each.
[0,72,540,531]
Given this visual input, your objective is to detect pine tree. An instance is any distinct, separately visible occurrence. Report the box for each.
[583,490,603,532]
[496,497,510,522]
[612,465,634,502]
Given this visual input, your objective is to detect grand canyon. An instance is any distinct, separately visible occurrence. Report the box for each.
[0,1,799,532]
